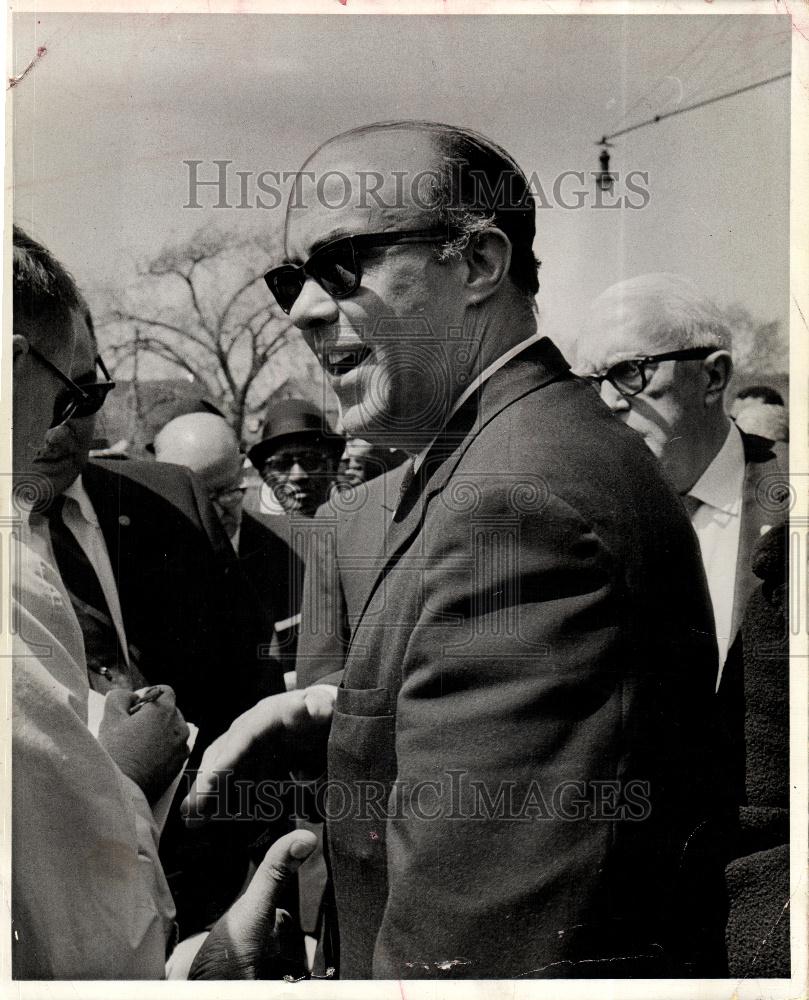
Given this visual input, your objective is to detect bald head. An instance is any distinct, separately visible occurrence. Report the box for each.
[154,413,239,471]
[154,413,245,539]
[287,121,539,299]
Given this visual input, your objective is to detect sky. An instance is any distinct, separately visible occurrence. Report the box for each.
[11,11,792,364]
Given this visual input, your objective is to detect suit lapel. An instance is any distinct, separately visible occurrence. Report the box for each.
[345,337,571,658]
[731,434,788,639]
[81,463,126,586]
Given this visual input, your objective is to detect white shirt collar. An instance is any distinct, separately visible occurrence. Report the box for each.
[688,421,745,515]
[64,475,101,527]
[412,331,545,473]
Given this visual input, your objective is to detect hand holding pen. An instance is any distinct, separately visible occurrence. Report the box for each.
[128,685,165,715]
[99,684,191,804]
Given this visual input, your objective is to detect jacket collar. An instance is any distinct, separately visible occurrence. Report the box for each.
[346,337,571,652]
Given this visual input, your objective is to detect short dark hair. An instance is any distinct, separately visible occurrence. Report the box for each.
[736,385,784,407]
[326,121,541,299]
[13,225,81,346]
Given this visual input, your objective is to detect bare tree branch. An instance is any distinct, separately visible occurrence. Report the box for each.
[96,226,304,437]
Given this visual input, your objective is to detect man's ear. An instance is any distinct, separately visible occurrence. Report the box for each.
[13,334,30,368]
[464,228,512,306]
[703,350,733,405]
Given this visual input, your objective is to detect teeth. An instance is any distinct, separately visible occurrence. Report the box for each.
[325,346,370,376]
[328,350,359,365]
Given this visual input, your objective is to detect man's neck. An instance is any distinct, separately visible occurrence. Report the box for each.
[394,298,538,456]
[682,412,733,494]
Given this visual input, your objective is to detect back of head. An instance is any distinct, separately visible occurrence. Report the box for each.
[153,412,240,475]
[734,402,789,443]
[13,225,81,349]
[735,384,784,408]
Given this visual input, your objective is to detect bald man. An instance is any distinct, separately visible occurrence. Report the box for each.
[189,121,728,979]
[154,413,249,546]
[154,412,305,680]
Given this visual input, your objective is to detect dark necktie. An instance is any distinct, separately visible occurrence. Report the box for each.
[47,496,142,691]
[681,493,703,520]
[397,458,416,503]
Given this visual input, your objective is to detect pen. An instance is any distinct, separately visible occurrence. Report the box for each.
[129,687,163,715]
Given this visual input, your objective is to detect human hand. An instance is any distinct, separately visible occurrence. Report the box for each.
[181,685,336,827]
[99,685,191,804]
[188,829,317,979]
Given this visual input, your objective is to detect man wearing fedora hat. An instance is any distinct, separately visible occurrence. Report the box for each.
[248,398,344,520]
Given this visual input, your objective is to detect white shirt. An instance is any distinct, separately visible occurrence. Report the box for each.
[413,331,546,473]
[12,522,173,978]
[686,422,746,684]
[57,476,132,666]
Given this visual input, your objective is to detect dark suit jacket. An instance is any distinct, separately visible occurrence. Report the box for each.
[325,338,727,979]
[82,459,287,932]
[716,433,789,799]
[238,509,306,669]
[723,524,790,977]
[294,467,408,949]
[297,465,409,689]
[730,432,789,642]
[83,459,285,729]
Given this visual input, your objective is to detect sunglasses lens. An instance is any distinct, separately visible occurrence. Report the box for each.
[312,241,359,298]
[71,383,114,419]
[266,268,304,314]
[51,392,80,428]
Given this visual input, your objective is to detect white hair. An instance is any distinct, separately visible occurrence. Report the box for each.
[598,273,732,353]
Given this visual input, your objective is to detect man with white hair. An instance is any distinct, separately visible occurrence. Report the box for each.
[578,272,791,977]
[578,273,788,681]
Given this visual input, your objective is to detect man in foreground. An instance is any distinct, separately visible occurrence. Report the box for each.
[12,225,315,978]
[186,121,727,979]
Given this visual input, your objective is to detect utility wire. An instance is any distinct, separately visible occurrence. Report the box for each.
[599,71,790,144]
[609,18,726,137]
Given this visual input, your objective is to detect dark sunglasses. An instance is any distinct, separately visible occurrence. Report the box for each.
[264,228,448,314]
[29,346,116,428]
[585,347,718,398]
[263,450,333,475]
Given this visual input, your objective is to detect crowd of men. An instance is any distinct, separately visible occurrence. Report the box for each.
[11,119,790,981]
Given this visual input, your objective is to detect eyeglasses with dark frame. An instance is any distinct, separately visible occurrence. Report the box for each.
[264,228,449,315]
[262,449,334,476]
[29,345,117,428]
[584,347,719,398]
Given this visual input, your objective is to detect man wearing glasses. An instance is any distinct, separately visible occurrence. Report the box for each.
[29,290,292,940]
[578,273,791,977]
[186,122,728,979]
[11,226,186,976]
[248,397,343,519]
[578,272,789,683]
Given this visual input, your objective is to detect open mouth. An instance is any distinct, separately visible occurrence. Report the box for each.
[324,346,372,378]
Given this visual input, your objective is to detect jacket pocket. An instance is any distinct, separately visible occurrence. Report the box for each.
[335,685,391,718]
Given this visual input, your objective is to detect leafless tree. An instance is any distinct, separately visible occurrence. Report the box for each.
[98,225,326,438]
